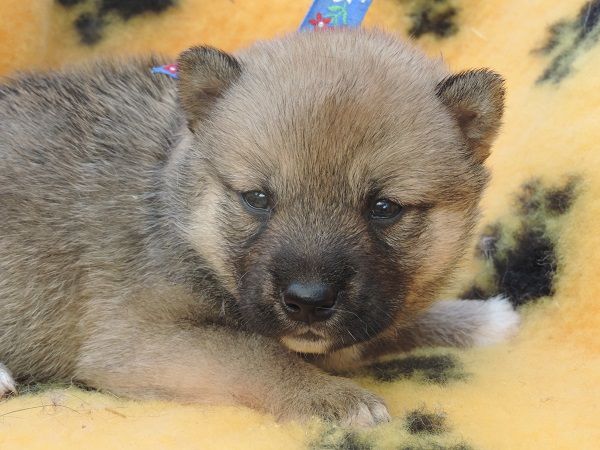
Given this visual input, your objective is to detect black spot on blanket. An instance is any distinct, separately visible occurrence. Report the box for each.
[99,0,176,20]
[57,0,85,6]
[369,354,465,384]
[546,182,577,215]
[462,178,579,307]
[406,409,447,435]
[56,0,176,46]
[331,433,371,450]
[400,444,472,450]
[492,227,557,306]
[311,430,372,450]
[535,0,600,83]
[404,0,459,38]
[75,12,105,46]
[312,411,473,449]
[312,421,473,450]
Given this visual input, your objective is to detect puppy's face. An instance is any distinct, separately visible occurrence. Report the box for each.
[176,30,504,354]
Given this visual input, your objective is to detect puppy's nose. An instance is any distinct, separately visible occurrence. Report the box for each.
[282,282,337,323]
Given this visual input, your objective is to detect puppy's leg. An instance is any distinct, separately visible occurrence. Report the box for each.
[405,296,520,348]
[0,363,17,398]
[321,296,520,372]
[75,323,390,426]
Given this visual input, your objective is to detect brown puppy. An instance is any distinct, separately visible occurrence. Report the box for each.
[0,29,518,425]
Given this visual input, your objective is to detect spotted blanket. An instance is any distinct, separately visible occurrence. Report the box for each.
[1,1,599,449]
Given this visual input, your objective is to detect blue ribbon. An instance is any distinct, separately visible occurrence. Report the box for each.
[299,0,373,31]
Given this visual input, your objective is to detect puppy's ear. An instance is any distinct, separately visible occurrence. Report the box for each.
[436,70,505,163]
[177,46,242,130]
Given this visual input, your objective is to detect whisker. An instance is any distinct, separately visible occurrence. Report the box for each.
[326,306,377,339]
[346,329,357,342]
[326,306,366,324]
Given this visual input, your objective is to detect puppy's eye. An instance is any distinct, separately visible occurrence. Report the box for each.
[241,191,270,211]
[369,198,402,221]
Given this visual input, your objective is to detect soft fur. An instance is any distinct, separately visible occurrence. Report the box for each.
[1,1,599,449]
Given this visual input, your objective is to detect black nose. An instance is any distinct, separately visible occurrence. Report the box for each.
[281,282,337,323]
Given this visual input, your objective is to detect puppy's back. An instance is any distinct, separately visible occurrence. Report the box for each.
[0,58,180,380]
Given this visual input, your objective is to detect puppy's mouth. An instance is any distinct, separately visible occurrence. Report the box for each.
[280,326,333,354]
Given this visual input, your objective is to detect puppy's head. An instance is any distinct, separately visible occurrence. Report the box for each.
[174,30,504,353]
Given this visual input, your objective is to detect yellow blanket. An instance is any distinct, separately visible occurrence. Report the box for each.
[1,1,599,448]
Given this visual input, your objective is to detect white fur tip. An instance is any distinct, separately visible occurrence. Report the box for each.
[0,363,17,397]
[473,296,521,346]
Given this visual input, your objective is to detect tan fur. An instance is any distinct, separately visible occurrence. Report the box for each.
[0,29,511,425]
[436,70,505,162]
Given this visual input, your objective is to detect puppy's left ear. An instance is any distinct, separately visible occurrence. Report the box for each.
[436,70,505,163]
[177,46,242,130]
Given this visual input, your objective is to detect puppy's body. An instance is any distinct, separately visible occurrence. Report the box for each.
[0,30,516,424]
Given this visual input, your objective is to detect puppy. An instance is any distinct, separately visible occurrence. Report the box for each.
[0,29,518,426]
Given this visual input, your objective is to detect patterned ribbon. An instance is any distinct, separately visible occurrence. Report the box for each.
[151,0,373,79]
[299,0,372,31]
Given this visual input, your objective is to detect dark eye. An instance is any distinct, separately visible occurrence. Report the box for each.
[241,190,271,211]
[369,198,402,221]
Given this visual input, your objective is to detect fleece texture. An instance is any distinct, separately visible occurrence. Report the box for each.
[1,1,599,449]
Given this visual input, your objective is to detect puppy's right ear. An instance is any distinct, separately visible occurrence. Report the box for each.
[177,46,242,130]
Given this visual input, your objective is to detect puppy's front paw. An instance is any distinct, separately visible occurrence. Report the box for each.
[0,363,17,398]
[473,296,520,346]
[340,393,390,427]
[280,377,390,427]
